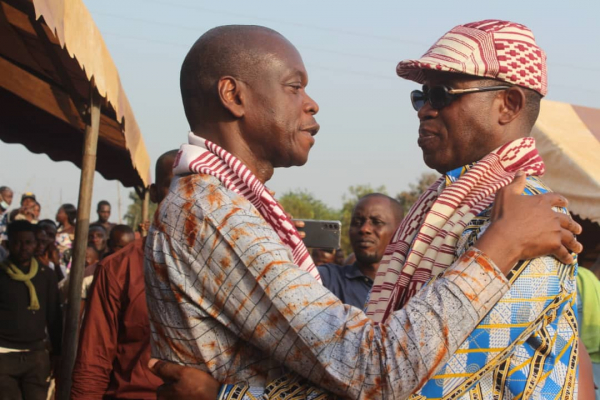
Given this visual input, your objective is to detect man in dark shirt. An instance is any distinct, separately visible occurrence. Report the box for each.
[0,220,62,400]
[318,194,403,308]
[93,200,116,235]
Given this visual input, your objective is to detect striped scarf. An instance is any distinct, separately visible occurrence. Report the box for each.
[174,132,321,282]
[366,137,545,323]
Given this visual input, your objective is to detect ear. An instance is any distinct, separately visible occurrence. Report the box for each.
[498,86,525,126]
[217,76,246,118]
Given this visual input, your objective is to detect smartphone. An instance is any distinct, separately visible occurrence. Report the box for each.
[295,219,341,250]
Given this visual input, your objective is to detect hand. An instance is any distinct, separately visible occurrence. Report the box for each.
[148,358,220,400]
[139,220,151,237]
[476,172,583,274]
[285,212,306,239]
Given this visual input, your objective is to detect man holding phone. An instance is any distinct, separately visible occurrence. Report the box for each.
[318,194,403,309]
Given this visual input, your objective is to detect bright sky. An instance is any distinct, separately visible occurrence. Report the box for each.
[1,0,599,222]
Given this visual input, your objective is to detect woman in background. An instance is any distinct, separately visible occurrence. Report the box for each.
[55,203,76,272]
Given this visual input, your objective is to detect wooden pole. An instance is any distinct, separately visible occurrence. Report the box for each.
[56,82,101,400]
[141,188,149,237]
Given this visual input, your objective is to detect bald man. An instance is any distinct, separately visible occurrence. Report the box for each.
[318,194,404,309]
[144,25,581,400]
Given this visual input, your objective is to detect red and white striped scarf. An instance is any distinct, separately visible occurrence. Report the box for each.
[366,137,545,323]
[174,132,321,282]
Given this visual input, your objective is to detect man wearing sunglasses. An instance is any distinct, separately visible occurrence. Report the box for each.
[360,19,586,399]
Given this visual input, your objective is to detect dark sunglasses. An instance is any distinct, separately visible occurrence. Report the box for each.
[410,85,511,111]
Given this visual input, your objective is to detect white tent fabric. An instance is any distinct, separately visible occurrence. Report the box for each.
[532,100,600,224]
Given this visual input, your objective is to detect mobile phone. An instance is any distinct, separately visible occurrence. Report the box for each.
[295,219,341,250]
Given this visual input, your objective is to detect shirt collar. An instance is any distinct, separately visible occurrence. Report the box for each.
[344,262,373,282]
[444,163,476,188]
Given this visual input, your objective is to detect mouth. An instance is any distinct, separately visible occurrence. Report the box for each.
[301,123,320,137]
[354,239,376,249]
[418,126,439,148]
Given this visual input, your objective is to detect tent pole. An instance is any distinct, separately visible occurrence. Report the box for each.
[56,82,101,400]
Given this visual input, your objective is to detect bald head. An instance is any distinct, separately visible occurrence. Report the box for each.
[356,193,404,225]
[150,149,178,204]
[181,25,289,129]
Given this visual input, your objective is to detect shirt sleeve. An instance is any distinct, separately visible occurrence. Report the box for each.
[211,246,507,400]
[156,200,509,400]
[70,263,121,399]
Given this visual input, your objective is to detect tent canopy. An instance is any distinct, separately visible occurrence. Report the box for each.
[533,99,600,225]
[532,99,600,267]
[0,0,151,188]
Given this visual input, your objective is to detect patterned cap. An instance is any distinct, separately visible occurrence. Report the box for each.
[396,20,547,96]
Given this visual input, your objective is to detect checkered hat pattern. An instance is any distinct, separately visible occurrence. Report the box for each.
[397,20,547,95]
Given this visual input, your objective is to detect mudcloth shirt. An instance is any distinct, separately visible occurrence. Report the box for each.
[145,170,511,400]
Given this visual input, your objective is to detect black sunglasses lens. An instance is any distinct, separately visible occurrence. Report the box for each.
[428,86,451,110]
[410,90,425,111]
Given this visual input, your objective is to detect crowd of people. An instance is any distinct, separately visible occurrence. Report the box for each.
[0,17,599,400]
[0,187,141,399]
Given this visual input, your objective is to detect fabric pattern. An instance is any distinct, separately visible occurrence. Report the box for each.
[144,137,510,399]
[396,20,548,96]
[173,132,320,282]
[366,137,544,324]
[409,175,578,400]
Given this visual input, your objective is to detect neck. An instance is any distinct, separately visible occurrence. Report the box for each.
[193,127,275,184]
[357,261,378,281]
[9,257,31,270]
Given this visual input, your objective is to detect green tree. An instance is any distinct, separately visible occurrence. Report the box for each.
[277,189,339,220]
[124,191,158,229]
[339,184,387,254]
[395,172,439,215]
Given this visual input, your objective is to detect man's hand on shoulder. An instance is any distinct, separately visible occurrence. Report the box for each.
[476,171,583,275]
[149,358,220,400]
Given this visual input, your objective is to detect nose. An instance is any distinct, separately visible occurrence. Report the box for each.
[417,100,438,122]
[359,221,373,235]
[304,92,319,115]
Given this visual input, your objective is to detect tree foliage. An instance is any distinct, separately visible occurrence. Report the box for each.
[278,189,339,220]
[395,173,439,215]
[124,191,158,229]
[126,172,440,256]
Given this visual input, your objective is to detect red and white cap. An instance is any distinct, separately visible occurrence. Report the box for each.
[396,20,547,96]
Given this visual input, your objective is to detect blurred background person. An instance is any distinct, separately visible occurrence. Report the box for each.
[88,223,108,260]
[55,203,76,272]
[93,200,116,235]
[0,186,13,244]
[0,220,62,400]
[318,194,403,309]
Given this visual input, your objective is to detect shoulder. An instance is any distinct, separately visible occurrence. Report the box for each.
[151,174,285,257]
[160,175,261,223]
[98,239,144,275]
[317,263,346,285]
[37,262,58,285]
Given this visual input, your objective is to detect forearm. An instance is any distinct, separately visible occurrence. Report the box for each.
[221,246,508,399]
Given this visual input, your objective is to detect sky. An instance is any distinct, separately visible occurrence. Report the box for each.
[1,0,599,222]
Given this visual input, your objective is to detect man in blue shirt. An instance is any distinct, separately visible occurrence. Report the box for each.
[318,194,403,309]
